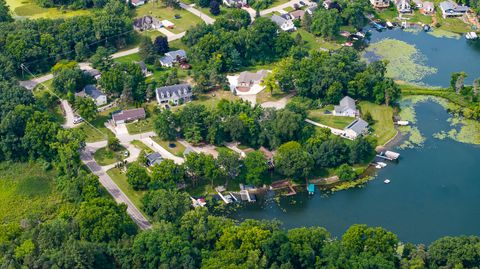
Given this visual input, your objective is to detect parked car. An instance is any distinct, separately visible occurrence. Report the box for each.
[73,116,84,124]
[299,1,306,6]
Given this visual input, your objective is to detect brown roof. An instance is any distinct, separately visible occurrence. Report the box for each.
[112,108,146,123]
[290,10,305,19]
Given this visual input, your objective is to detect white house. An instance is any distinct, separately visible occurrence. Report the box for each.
[370,0,389,8]
[75,85,107,106]
[155,84,193,105]
[439,1,469,18]
[395,0,412,13]
[223,0,246,7]
[270,14,296,32]
[235,70,269,93]
[333,96,358,117]
[130,0,145,7]
[344,118,369,139]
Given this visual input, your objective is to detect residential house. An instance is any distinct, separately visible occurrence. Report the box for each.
[333,96,359,117]
[439,1,469,18]
[306,3,318,14]
[322,0,341,10]
[75,85,107,106]
[421,1,435,13]
[223,0,247,7]
[138,61,152,77]
[344,118,369,139]
[146,152,163,167]
[83,69,101,80]
[155,84,193,105]
[413,0,423,8]
[236,70,269,93]
[133,16,161,31]
[395,0,412,13]
[270,14,296,32]
[112,108,146,125]
[289,10,305,20]
[159,49,187,67]
[130,0,145,7]
[370,0,390,8]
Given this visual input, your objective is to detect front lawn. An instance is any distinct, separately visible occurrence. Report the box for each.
[358,101,396,146]
[192,90,239,109]
[131,140,153,153]
[76,109,116,143]
[127,117,154,134]
[151,136,186,157]
[94,146,127,166]
[107,167,146,213]
[292,29,341,51]
[256,88,290,104]
[135,3,203,34]
[308,109,355,129]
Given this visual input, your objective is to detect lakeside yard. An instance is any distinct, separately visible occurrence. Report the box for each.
[307,109,355,129]
[358,101,396,146]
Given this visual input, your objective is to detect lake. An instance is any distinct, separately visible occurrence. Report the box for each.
[364,28,480,87]
[232,30,480,244]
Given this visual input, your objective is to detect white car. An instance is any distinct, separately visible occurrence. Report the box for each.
[73,116,84,124]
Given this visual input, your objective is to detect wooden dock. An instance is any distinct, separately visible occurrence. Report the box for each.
[270,180,297,196]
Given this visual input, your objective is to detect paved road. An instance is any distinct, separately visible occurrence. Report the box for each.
[180,2,215,25]
[260,0,313,16]
[158,28,186,41]
[60,100,76,128]
[141,137,185,164]
[81,145,152,230]
[111,47,140,59]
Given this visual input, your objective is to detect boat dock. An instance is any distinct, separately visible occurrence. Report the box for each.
[376,150,400,161]
[307,184,315,195]
[270,180,297,196]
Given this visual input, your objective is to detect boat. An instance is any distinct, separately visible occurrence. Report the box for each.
[355,31,365,38]
[423,24,431,32]
[384,179,391,184]
[375,164,382,169]
[377,162,387,168]
[343,42,354,47]
[386,21,394,29]
[307,184,315,195]
[466,32,478,40]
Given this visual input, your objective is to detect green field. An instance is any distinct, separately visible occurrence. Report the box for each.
[358,101,396,146]
[135,2,203,34]
[127,117,154,134]
[131,140,153,153]
[0,162,61,224]
[7,0,93,19]
[151,136,186,157]
[107,168,146,213]
[291,29,341,51]
[94,146,127,166]
[192,90,239,109]
[308,109,355,129]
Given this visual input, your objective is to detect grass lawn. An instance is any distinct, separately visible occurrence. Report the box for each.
[94,146,127,166]
[192,89,239,109]
[127,117,154,134]
[403,11,433,25]
[293,29,341,51]
[308,109,355,129]
[376,7,399,22]
[436,14,471,33]
[107,168,146,213]
[0,162,61,224]
[256,88,290,104]
[151,136,186,157]
[135,2,203,34]
[131,140,153,153]
[283,6,294,12]
[76,108,116,143]
[358,101,396,146]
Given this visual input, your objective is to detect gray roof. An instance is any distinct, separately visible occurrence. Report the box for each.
[138,61,147,71]
[334,96,356,113]
[156,84,192,100]
[237,70,269,85]
[146,152,163,163]
[183,147,194,156]
[159,50,187,65]
[112,108,146,123]
[84,69,101,77]
[270,14,287,27]
[439,1,469,12]
[82,85,104,99]
[346,118,369,134]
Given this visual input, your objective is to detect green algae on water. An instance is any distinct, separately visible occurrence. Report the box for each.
[363,39,437,84]
[427,29,461,39]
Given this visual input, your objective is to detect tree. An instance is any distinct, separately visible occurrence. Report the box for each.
[217,149,242,186]
[244,151,268,186]
[153,36,169,55]
[154,109,177,141]
[126,162,150,190]
[184,152,220,187]
[349,137,374,164]
[150,159,184,189]
[52,66,86,94]
[310,9,342,39]
[74,97,97,122]
[0,0,12,22]
[302,13,312,31]
[139,36,156,64]
[75,197,137,242]
[107,137,121,151]
[209,0,220,15]
[336,164,356,181]
[341,224,398,260]
[90,46,113,71]
[275,141,312,179]
[261,72,278,95]
[428,236,480,268]
[52,128,85,177]
[142,189,191,223]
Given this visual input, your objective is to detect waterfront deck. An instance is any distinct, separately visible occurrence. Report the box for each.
[270,180,297,196]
